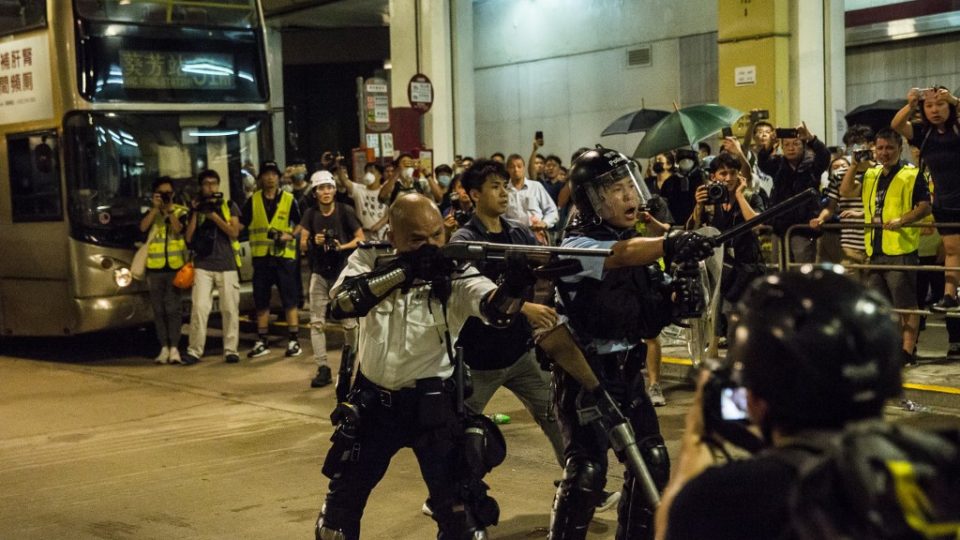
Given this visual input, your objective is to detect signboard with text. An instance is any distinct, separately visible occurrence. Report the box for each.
[407,73,434,113]
[120,50,236,90]
[0,34,53,125]
[363,77,391,132]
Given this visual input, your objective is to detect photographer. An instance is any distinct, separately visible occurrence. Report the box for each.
[139,176,188,365]
[646,152,699,226]
[241,161,304,360]
[757,121,830,264]
[655,267,903,540]
[688,153,765,343]
[441,175,474,235]
[184,170,243,365]
[299,174,364,388]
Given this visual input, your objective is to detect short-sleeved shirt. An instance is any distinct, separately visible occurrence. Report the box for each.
[910,124,960,209]
[300,203,362,279]
[347,180,388,233]
[826,173,867,252]
[194,201,242,272]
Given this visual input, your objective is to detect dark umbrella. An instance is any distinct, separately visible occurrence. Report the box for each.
[633,104,744,159]
[601,101,670,136]
[845,99,907,133]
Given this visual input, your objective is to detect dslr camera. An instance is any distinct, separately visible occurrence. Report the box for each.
[705,180,729,204]
[851,145,873,163]
[159,192,172,204]
[322,228,338,251]
[197,191,223,213]
[267,227,285,248]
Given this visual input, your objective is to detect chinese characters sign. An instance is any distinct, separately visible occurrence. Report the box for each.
[0,34,52,125]
[120,51,235,90]
[363,77,390,132]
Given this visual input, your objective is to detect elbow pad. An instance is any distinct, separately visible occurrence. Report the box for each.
[330,264,409,319]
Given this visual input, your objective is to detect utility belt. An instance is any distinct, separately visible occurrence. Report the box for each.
[331,371,458,429]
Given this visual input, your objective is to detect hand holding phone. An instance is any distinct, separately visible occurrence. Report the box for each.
[721,127,733,138]
[775,127,799,140]
[535,131,544,146]
[750,109,769,122]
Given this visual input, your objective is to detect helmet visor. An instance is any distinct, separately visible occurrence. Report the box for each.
[583,160,652,219]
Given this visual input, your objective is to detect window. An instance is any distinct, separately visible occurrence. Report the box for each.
[9,130,62,222]
[0,0,46,36]
[74,0,258,28]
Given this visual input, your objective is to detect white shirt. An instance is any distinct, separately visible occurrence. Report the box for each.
[347,180,387,238]
[332,247,496,390]
[504,178,559,228]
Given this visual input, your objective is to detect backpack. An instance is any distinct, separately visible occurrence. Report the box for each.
[775,421,960,540]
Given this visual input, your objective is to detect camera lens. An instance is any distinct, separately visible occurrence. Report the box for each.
[707,182,727,204]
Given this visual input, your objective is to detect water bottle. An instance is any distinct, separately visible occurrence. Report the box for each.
[489,413,511,425]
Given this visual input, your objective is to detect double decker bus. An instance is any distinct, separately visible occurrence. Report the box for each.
[0,0,273,336]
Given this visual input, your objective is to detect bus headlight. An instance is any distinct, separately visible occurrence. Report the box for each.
[114,267,133,288]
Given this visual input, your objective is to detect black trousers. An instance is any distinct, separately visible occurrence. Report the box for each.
[320,373,470,539]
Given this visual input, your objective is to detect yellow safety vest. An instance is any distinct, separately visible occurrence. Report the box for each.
[862,163,921,257]
[198,199,243,269]
[147,204,189,270]
[250,190,297,259]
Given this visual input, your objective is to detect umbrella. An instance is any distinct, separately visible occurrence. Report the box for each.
[844,98,907,133]
[633,103,744,159]
[601,102,670,136]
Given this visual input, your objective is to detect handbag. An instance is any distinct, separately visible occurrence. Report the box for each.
[130,226,158,281]
[172,262,195,289]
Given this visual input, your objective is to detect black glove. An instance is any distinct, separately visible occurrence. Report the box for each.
[663,229,714,264]
[672,262,704,318]
[502,252,536,299]
[397,244,453,283]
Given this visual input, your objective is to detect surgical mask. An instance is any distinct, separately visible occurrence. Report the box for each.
[281,184,294,193]
[438,174,452,188]
[293,172,306,182]
[362,172,376,186]
[652,162,665,174]
[403,167,415,179]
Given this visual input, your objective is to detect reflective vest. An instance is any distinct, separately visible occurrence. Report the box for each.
[250,190,297,259]
[862,163,921,257]
[147,204,189,270]
[198,199,243,269]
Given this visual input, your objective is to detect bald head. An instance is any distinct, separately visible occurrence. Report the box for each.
[388,193,445,252]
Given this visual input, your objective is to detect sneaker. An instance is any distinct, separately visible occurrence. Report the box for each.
[247,340,270,358]
[596,490,621,513]
[167,348,182,364]
[902,349,918,367]
[931,295,960,313]
[286,340,302,358]
[311,366,333,388]
[225,353,240,364]
[947,343,960,361]
[178,354,200,366]
[421,499,433,517]
[648,383,666,407]
[154,346,170,364]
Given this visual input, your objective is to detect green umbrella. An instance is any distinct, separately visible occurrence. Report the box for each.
[633,104,745,159]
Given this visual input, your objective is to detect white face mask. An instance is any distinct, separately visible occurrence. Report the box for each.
[403,167,415,180]
[281,184,294,193]
[362,172,376,186]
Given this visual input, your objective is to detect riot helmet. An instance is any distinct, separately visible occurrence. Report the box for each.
[729,265,901,433]
[568,146,652,224]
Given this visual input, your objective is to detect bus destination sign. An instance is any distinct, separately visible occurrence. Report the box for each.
[119,51,236,90]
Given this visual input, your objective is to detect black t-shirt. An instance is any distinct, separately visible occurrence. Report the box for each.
[194,201,242,272]
[910,124,960,209]
[869,162,930,256]
[666,455,797,540]
[300,204,362,279]
[645,174,700,226]
[704,192,766,265]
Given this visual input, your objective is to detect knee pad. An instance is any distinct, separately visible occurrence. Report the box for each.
[551,457,605,536]
[638,436,670,490]
[561,457,605,494]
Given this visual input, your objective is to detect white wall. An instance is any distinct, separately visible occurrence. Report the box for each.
[471,0,717,163]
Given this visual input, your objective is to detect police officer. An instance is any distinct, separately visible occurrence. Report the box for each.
[655,266,903,540]
[316,193,532,540]
[547,146,714,539]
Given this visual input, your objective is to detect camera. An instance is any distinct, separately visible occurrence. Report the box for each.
[721,126,733,138]
[775,128,799,140]
[159,192,172,204]
[267,227,284,245]
[323,228,338,251]
[706,181,728,204]
[701,361,763,453]
[453,208,471,227]
[852,148,873,163]
[197,191,223,213]
[750,109,769,122]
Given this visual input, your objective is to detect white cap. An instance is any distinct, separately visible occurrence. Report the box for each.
[310,170,335,188]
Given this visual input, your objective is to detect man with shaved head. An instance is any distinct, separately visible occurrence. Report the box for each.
[315,193,532,539]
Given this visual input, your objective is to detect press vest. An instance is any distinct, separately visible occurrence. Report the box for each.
[147,204,189,270]
[862,164,921,257]
[198,200,242,269]
[250,190,296,258]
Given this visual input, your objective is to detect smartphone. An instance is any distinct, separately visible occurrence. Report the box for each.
[750,109,770,122]
[721,127,733,138]
[720,387,749,421]
[535,130,544,145]
[776,128,799,139]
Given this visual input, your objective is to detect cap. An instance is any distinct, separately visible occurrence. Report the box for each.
[310,170,335,188]
[260,160,282,177]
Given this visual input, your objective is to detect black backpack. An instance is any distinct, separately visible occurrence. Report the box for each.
[775,421,960,540]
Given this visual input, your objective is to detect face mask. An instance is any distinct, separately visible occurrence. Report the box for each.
[652,162,665,174]
[293,172,306,182]
[362,172,376,186]
[437,175,451,188]
[281,184,294,193]
[403,167,415,179]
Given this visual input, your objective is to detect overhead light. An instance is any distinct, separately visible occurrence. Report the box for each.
[383,59,392,70]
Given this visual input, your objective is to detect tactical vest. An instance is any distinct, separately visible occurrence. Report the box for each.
[147,204,189,270]
[862,163,921,257]
[250,190,297,258]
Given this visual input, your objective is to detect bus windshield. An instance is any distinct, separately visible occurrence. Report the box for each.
[65,112,268,248]
[74,0,258,28]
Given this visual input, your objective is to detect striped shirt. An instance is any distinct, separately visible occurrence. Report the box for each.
[825,174,865,252]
